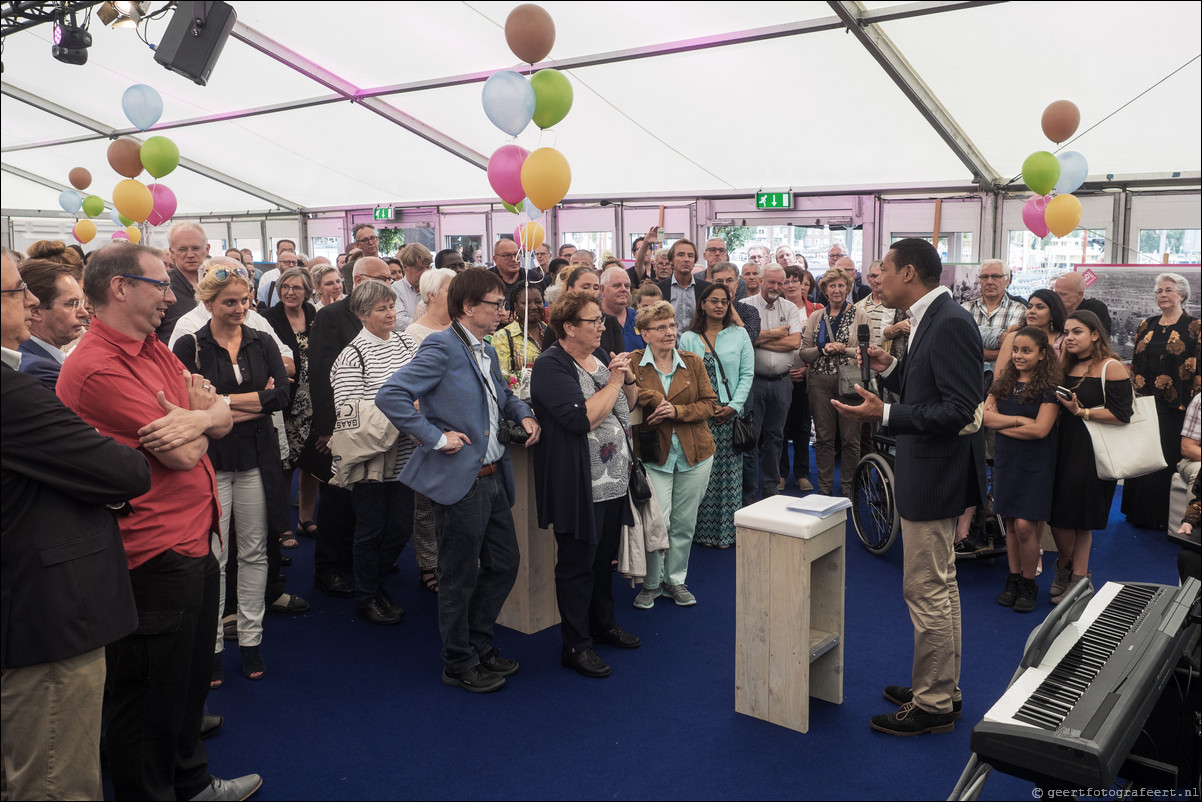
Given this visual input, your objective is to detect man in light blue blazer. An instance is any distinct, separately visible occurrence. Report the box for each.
[376,269,540,694]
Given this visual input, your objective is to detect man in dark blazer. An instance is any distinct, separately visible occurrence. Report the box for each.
[654,239,710,331]
[15,258,89,390]
[1,248,151,799]
[305,256,394,598]
[834,238,986,736]
[377,269,540,695]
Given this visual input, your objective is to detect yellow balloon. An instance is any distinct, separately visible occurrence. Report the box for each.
[1045,194,1083,238]
[73,219,97,244]
[113,179,154,223]
[517,221,545,250]
[520,147,571,211]
[125,225,142,244]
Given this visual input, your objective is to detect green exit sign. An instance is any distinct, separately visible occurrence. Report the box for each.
[755,192,792,209]
[373,207,394,221]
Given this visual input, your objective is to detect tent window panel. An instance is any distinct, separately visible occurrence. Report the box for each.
[1136,229,1201,264]
[1005,229,1108,273]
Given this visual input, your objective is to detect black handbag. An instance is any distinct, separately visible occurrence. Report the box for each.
[700,331,756,452]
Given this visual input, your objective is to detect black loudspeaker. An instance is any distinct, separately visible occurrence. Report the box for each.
[153,1,237,86]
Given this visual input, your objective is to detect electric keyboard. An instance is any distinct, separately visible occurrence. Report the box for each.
[970,578,1199,788]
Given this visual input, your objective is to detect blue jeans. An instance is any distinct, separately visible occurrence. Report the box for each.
[743,375,792,502]
[351,481,414,604]
[433,473,520,673]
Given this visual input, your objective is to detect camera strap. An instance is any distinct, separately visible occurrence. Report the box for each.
[451,320,504,419]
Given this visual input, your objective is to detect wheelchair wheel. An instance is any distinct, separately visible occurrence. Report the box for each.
[852,453,900,555]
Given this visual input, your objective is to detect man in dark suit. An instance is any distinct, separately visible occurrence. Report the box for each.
[655,239,710,331]
[15,258,89,390]
[305,256,394,597]
[1,249,152,799]
[377,269,540,694]
[834,238,986,736]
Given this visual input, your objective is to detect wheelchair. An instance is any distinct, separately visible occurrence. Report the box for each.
[851,431,1006,560]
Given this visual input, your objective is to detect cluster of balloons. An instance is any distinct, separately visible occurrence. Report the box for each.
[1020,100,1088,238]
[482,4,573,251]
[55,84,180,245]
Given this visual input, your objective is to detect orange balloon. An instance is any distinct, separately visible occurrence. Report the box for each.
[520,147,571,211]
[517,221,545,251]
[505,4,555,64]
[113,179,154,223]
[107,138,143,179]
[1041,100,1080,144]
[69,167,92,190]
[125,225,142,244]
[73,219,97,244]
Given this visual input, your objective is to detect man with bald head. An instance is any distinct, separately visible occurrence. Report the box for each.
[701,237,748,299]
[1053,271,1111,335]
[489,239,528,306]
[836,255,871,303]
[306,256,395,598]
[600,266,641,351]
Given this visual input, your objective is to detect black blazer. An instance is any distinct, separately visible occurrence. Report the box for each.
[307,298,363,437]
[655,276,711,321]
[1,364,151,668]
[881,292,987,521]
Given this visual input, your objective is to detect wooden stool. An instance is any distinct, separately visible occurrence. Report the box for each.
[497,446,560,634]
[734,495,846,733]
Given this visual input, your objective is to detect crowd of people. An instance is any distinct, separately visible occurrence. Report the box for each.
[3,223,1200,796]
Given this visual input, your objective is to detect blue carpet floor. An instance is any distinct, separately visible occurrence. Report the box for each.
[142,459,1190,801]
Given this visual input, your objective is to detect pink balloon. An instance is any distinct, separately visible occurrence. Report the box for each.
[1022,194,1051,238]
[112,231,130,241]
[147,183,178,226]
[487,145,530,206]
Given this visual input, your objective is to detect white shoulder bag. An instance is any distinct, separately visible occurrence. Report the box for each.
[1082,359,1166,481]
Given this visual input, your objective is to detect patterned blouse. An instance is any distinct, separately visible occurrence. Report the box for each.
[575,361,632,503]
[1131,313,1200,411]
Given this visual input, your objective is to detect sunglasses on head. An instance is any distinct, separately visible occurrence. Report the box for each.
[210,266,250,281]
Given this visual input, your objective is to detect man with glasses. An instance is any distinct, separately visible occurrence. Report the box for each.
[56,244,263,799]
[599,266,641,351]
[702,237,748,299]
[488,239,528,307]
[709,262,760,343]
[157,221,210,343]
[963,259,1026,373]
[378,269,540,694]
[742,264,803,505]
[16,259,89,389]
[531,243,552,281]
[307,257,394,599]
[351,224,380,258]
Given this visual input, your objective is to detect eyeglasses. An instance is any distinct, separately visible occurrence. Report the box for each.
[355,235,379,244]
[705,297,730,306]
[1155,287,1179,295]
[704,247,727,254]
[211,266,250,282]
[978,274,1006,282]
[783,278,801,285]
[495,251,519,260]
[644,322,677,333]
[476,298,505,310]
[1,281,30,297]
[55,298,86,310]
[120,274,172,295]
[573,316,606,328]
[278,259,298,267]
[279,284,306,294]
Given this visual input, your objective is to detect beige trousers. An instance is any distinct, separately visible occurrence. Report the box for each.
[901,516,962,714]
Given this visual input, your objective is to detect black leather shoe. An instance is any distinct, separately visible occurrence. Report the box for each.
[479,648,519,677]
[375,590,404,619]
[871,702,955,735]
[594,626,641,649]
[280,554,292,567]
[199,713,224,740]
[316,574,354,598]
[356,596,401,625]
[561,647,611,678]
[442,664,505,693]
[883,686,961,719]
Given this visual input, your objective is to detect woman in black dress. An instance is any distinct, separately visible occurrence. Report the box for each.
[1122,272,1200,530]
[984,327,1061,611]
[1048,311,1133,604]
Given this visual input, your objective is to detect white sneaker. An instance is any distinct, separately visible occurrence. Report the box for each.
[633,586,662,609]
[188,774,262,802]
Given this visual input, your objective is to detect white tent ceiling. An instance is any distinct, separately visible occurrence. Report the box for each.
[2,1,1200,217]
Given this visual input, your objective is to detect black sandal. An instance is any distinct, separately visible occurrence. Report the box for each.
[279,531,300,549]
[419,569,439,594]
[241,645,267,681]
[297,521,318,538]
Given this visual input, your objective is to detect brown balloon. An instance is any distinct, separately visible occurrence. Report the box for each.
[68,167,92,191]
[505,4,555,64]
[107,138,144,179]
[1041,100,1080,144]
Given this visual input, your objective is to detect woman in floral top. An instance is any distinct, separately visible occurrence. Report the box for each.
[1123,272,1201,530]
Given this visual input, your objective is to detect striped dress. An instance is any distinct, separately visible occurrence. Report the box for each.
[331,329,419,481]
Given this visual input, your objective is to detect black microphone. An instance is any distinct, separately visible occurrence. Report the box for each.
[858,323,873,391]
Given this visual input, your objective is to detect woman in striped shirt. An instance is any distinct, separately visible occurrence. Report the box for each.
[331,280,420,626]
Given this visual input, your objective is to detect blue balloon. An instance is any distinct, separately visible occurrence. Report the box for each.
[481,71,535,138]
[1054,151,1089,195]
[58,189,82,214]
[110,207,124,226]
[523,198,540,220]
[122,84,163,131]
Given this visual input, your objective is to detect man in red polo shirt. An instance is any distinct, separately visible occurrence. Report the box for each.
[57,244,261,802]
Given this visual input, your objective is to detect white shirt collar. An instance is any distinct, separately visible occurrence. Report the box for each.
[1,346,21,370]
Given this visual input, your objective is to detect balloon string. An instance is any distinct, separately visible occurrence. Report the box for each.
[1002,54,1200,188]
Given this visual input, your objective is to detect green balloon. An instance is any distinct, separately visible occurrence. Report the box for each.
[501,199,524,215]
[119,213,134,226]
[140,135,180,179]
[529,69,573,130]
[1022,151,1060,196]
[81,194,105,218]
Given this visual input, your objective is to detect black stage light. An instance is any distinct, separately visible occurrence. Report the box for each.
[52,13,92,66]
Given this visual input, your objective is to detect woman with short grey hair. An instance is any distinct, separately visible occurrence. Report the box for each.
[1122,271,1200,529]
